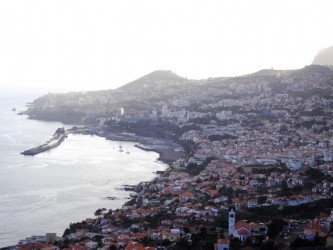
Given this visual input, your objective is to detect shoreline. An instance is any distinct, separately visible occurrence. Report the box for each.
[18,122,184,164]
[11,128,184,247]
[71,127,185,164]
[134,143,183,163]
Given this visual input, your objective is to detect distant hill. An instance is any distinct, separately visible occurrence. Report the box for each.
[23,65,333,124]
[246,69,288,77]
[140,70,183,81]
[119,70,185,90]
[313,45,333,65]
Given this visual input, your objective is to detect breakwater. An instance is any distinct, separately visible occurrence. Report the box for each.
[20,128,68,156]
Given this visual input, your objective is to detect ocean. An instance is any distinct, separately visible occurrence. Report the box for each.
[0,91,166,247]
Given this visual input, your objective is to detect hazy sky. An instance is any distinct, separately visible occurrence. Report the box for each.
[0,0,332,92]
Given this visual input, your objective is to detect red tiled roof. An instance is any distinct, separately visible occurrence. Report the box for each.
[181,191,194,197]
[208,190,219,196]
[235,220,252,230]
[126,242,145,250]
[304,223,324,231]
[237,228,251,236]
[20,242,43,250]
[134,232,147,239]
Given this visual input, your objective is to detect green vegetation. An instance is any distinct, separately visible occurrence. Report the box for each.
[105,120,199,141]
[189,115,217,125]
[208,134,237,141]
[185,157,215,176]
[267,219,288,239]
[241,163,288,175]
[290,235,326,249]
[94,208,107,218]
[63,220,99,237]
[292,88,333,99]
[305,168,326,181]
[247,198,333,220]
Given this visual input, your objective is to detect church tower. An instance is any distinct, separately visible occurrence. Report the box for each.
[228,206,236,237]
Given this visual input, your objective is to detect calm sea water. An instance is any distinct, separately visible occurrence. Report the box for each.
[0,91,166,247]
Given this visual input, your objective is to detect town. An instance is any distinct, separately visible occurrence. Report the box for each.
[8,64,333,249]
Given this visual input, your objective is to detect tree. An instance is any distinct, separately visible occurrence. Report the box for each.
[199,226,207,237]
[291,185,304,194]
[162,239,171,246]
[261,239,278,250]
[63,228,71,237]
[305,168,325,182]
[183,227,191,234]
[94,208,107,218]
[267,219,287,239]
[278,181,293,197]
[257,185,268,194]
[234,188,247,198]
[257,196,267,205]
[230,237,241,249]
[93,235,104,248]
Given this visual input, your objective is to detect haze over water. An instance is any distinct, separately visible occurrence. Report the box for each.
[0,92,166,247]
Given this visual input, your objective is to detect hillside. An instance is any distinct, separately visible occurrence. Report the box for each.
[119,70,185,90]
[22,65,333,124]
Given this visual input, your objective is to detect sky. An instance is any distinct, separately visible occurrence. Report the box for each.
[0,0,332,92]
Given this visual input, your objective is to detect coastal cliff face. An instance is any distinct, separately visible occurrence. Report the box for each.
[22,65,333,125]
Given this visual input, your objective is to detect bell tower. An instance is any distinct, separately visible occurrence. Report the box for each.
[229,206,236,237]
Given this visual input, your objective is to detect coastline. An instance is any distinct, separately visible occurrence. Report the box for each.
[134,144,183,163]
[10,128,184,247]
[70,127,184,164]
[20,123,183,167]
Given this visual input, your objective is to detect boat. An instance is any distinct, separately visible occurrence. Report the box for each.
[125,147,130,154]
[12,108,16,111]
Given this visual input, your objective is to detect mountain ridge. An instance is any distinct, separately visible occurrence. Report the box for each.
[118,70,186,90]
[23,64,333,124]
